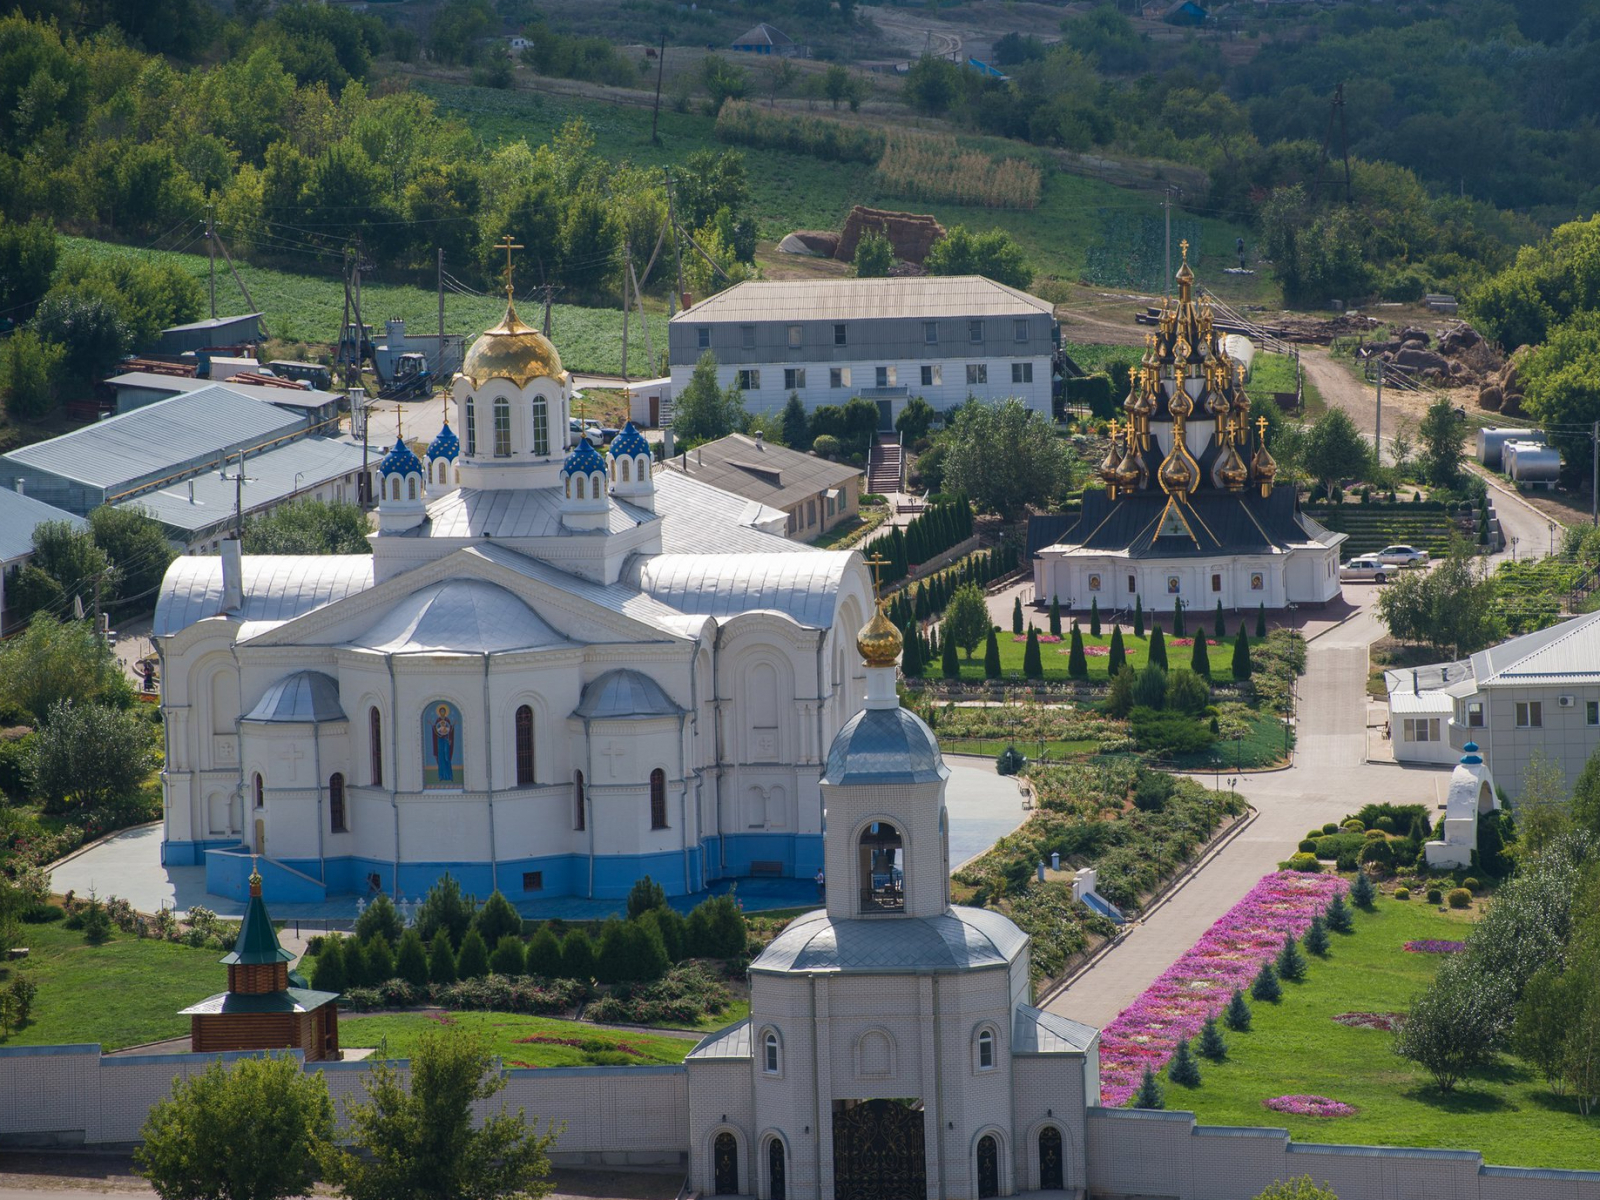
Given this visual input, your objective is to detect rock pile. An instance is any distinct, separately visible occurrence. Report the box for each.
[1477,344,1534,415]
[1356,322,1504,387]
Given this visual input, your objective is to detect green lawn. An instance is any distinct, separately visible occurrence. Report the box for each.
[340,1011,695,1067]
[913,627,1247,683]
[611,998,751,1034]
[2,920,228,1051]
[1162,894,1600,1171]
[1249,352,1325,417]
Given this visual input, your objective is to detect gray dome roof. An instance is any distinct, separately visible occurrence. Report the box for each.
[352,579,565,655]
[823,706,947,786]
[751,906,1027,976]
[573,669,685,721]
[243,671,346,724]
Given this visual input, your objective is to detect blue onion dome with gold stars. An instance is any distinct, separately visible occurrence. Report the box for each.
[427,420,459,462]
[378,438,423,477]
[562,436,606,477]
[609,421,649,460]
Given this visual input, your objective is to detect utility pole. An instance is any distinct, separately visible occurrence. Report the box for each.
[1374,358,1383,466]
[221,454,255,540]
[205,203,216,320]
[1592,420,1597,528]
[437,248,446,374]
[665,171,686,311]
[650,31,667,145]
[1164,188,1172,289]
[620,238,632,382]
[540,281,561,338]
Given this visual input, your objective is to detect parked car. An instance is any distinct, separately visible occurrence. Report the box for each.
[1340,558,1391,583]
[1376,544,1431,566]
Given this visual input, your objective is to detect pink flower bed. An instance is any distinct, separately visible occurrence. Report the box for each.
[1264,1095,1357,1118]
[1084,646,1111,656]
[1403,939,1465,953]
[1098,871,1349,1107]
[1014,634,1062,644]
[1170,637,1195,647]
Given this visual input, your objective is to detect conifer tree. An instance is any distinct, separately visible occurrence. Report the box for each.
[1303,912,1330,957]
[525,927,563,977]
[901,623,922,677]
[1191,633,1210,679]
[1148,626,1168,671]
[1251,960,1281,1002]
[1012,595,1023,635]
[1172,598,1186,638]
[490,934,527,977]
[473,889,523,947]
[1214,599,1226,639]
[1168,1037,1202,1087]
[561,928,596,979]
[1225,988,1253,1031]
[1068,623,1088,679]
[1198,1015,1228,1061]
[1256,602,1267,639]
[984,626,1001,680]
[428,928,458,985]
[1089,597,1101,637]
[1134,594,1145,638]
[916,583,929,620]
[456,928,490,979]
[1049,595,1062,637]
[942,630,960,679]
[1023,628,1043,679]
[1275,931,1308,982]
[1350,870,1376,909]
[1233,624,1252,681]
[341,937,370,987]
[395,929,430,988]
[365,935,395,983]
[1133,1066,1165,1109]
[311,936,347,993]
[1108,625,1126,676]
[1325,892,1354,933]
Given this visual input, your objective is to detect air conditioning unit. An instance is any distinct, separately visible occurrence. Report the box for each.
[1558,695,1576,708]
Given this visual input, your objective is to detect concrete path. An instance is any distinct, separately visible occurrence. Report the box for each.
[1042,589,1451,1030]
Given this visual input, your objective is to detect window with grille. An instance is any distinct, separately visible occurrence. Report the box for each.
[369,708,383,785]
[523,871,543,891]
[650,768,668,829]
[515,705,535,785]
[329,773,347,832]
[493,396,511,457]
[530,395,549,456]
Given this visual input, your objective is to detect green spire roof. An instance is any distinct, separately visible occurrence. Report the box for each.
[220,863,294,967]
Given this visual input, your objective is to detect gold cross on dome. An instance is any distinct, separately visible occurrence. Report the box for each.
[865,552,890,598]
[496,234,524,301]
[1179,238,1190,262]
[1257,415,1269,438]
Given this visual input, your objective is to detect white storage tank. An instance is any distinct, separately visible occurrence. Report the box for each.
[1504,440,1561,484]
[1222,334,1257,381]
[1478,427,1545,469]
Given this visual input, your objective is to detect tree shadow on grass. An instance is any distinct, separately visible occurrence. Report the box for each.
[1400,1080,1513,1115]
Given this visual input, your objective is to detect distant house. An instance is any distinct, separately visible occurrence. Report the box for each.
[662,432,862,542]
[730,22,808,57]
[507,35,533,53]
[0,486,87,632]
[156,313,262,356]
[1163,0,1208,25]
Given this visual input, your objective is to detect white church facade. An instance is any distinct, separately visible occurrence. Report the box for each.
[154,289,874,905]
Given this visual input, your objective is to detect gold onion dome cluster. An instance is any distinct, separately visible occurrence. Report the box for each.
[459,299,565,389]
[857,602,903,668]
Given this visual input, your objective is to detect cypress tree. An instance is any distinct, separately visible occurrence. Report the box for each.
[1089,597,1101,637]
[1350,870,1376,909]
[1068,623,1088,679]
[1049,595,1062,637]
[942,630,960,679]
[456,928,490,979]
[1168,1038,1202,1087]
[1303,912,1330,957]
[342,937,370,987]
[1023,628,1043,679]
[1012,596,1024,635]
[1148,626,1168,671]
[365,934,395,982]
[490,934,527,976]
[395,928,429,988]
[473,889,523,947]
[1232,625,1252,681]
[1225,988,1252,1031]
[1214,599,1225,639]
[1325,893,1354,933]
[561,928,596,979]
[1134,595,1145,637]
[1133,1066,1165,1109]
[915,583,929,620]
[1256,602,1267,639]
[1108,626,1126,676]
[525,927,563,977]
[1198,1015,1228,1061]
[428,928,457,985]
[1191,633,1211,679]
[902,624,923,676]
[1172,598,1186,638]
[1250,960,1281,1002]
[311,937,347,993]
[984,626,1001,679]
[1275,931,1308,982]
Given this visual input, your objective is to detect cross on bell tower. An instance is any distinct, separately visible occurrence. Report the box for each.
[496,234,524,304]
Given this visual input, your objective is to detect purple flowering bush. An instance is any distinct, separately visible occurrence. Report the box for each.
[1263,1095,1357,1118]
[1403,939,1466,954]
[1099,870,1349,1106]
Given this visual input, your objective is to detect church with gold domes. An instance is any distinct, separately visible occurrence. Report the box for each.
[152,273,875,907]
[1030,250,1345,614]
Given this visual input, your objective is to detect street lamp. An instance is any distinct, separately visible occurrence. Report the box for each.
[1511,535,1519,562]
[294,471,304,495]
[1233,732,1243,772]
[1229,775,1238,803]
[1549,520,1557,557]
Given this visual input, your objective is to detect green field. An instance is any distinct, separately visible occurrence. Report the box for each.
[1162,895,1600,1171]
[61,236,666,377]
[340,1011,695,1067]
[912,627,1246,683]
[2,919,227,1051]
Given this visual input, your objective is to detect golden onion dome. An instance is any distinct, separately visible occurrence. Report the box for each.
[1218,441,1250,491]
[1159,442,1199,494]
[458,300,565,389]
[857,602,903,669]
[1114,441,1144,487]
[1253,442,1279,484]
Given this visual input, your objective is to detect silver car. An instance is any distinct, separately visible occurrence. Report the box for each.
[1340,557,1390,583]
[1376,544,1431,566]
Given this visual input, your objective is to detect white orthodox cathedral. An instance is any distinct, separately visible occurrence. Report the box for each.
[154,290,874,904]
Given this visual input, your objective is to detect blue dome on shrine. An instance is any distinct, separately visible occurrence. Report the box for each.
[378,439,423,477]
[562,437,606,477]
[427,421,459,462]
[610,422,650,460]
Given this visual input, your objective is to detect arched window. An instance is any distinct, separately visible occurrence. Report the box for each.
[576,475,587,500]
[858,822,904,912]
[977,1028,995,1071]
[564,476,572,498]
[493,395,512,457]
[514,704,534,786]
[368,707,383,786]
[650,768,667,829]
[329,772,347,833]
[574,770,586,830]
[620,457,631,483]
[763,1030,780,1075]
[407,476,418,500]
[530,395,549,456]
[464,395,476,456]
[253,772,264,808]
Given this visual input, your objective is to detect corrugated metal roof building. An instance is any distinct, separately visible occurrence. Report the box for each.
[660,431,863,540]
[157,313,262,355]
[0,486,88,631]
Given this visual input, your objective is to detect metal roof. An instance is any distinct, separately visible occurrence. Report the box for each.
[419,486,650,540]
[179,987,337,1016]
[106,372,340,413]
[155,555,374,638]
[674,276,1055,325]
[221,882,295,966]
[243,670,348,723]
[0,488,85,562]
[2,386,305,491]
[687,1018,752,1061]
[824,706,949,786]
[1013,1004,1097,1054]
[664,433,863,510]
[627,551,858,629]
[750,906,1027,975]
[1474,608,1600,687]
[162,313,264,334]
[732,22,794,46]
[352,579,568,655]
[117,436,366,533]
[465,544,706,641]
[573,668,686,721]
[652,470,798,554]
